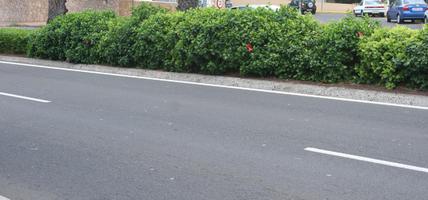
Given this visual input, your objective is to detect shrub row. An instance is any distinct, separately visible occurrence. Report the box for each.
[0,28,34,54]
[9,3,428,90]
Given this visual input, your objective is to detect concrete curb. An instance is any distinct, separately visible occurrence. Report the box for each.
[1,55,428,108]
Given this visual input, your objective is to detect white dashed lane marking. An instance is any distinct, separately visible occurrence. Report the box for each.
[0,195,11,200]
[0,92,51,103]
[306,147,428,174]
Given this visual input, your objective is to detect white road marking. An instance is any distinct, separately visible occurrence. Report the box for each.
[1,60,428,110]
[305,147,428,174]
[0,195,11,200]
[0,92,51,103]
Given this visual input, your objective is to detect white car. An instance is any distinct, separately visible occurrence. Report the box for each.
[425,10,428,24]
[354,0,386,17]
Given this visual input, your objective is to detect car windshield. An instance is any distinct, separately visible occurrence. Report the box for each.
[403,0,426,3]
[365,1,382,5]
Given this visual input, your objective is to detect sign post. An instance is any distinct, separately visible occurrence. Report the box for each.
[199,0,225,9]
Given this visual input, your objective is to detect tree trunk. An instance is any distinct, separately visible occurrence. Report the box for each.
[176,0,199,11]
[47,0,68,23]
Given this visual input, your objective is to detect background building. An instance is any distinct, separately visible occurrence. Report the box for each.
[0,0,358,26]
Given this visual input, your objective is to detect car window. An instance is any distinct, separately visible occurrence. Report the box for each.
[403,0,426,4]
[365,1,382,5]
[395,0,401,5]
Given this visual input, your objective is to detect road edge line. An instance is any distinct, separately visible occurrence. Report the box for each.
[1,60,428,110]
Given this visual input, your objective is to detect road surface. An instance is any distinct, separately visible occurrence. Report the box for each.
[0,61,427,200]
[313,13,424,30]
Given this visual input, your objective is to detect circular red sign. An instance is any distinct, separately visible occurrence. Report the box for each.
[216,0,223,9]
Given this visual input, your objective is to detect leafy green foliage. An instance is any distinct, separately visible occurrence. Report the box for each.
[397,25,428,90]
[171,6,317,76]
[98,2,171,67]
[0,28,34,54]
[28,9,116,64]
[131,2,169,22]
[18,6,428,90]
[303,15,380,83]
[132,11,185,70]
[357,26,418,89]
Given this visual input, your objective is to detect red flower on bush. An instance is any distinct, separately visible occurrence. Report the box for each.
[246,44,252,53]
[358,32,364,37]
[85,40,89,44]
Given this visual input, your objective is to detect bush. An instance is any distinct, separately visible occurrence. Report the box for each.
[19,6,427,90]
[397,25,428,90]
[357,26,418,89]
[99,2,171,67]
[130,2,169,22]
[170,6,318,76]
[300,15,380,83]
[28,10,116,64]
[0,28,34,54]
[132,11,185,70]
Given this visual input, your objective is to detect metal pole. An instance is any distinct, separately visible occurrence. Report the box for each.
[321,0,324,12]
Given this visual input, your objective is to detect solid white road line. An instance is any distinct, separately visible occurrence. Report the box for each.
[0,92,51,103]
[1,60,428,110]
[0,195,10,200]
[305,147,428,174]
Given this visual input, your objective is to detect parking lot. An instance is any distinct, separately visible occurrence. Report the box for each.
[313,13,425,30]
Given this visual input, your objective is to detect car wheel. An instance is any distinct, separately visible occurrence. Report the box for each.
[397,14,403,24]
[387,13,391,22]
[311,10,316,15]
[380,13,385,17]
[301,9,305,15]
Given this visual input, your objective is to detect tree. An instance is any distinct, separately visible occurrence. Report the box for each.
[47,0,68,23]
[176,0,199,11]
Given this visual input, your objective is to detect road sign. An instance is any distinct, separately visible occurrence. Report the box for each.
[216,0,224,9]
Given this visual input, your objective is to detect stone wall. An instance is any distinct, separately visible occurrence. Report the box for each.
[0,0,177,26]
[0,0,355,26]
[0,0,48,26]
[119,0,177,16]
[67,0,120,14]
[229,0,290,6]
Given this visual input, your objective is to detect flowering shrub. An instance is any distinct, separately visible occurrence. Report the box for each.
[28,9,116,63]
[283,15,379,83]
[7,6,424,90]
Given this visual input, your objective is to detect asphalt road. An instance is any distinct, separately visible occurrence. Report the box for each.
[313,13,425,30]
[1,61,428,200]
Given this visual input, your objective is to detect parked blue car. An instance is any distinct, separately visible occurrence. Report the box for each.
[386,0,427,23]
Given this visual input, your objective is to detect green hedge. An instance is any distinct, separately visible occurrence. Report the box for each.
[28,9,116,63]
[1,2,426,90]
[170,7,316,75]
[400,25,428,90]
[0,28,34,54]
[357,26,419,89]
[304,16,380,83]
